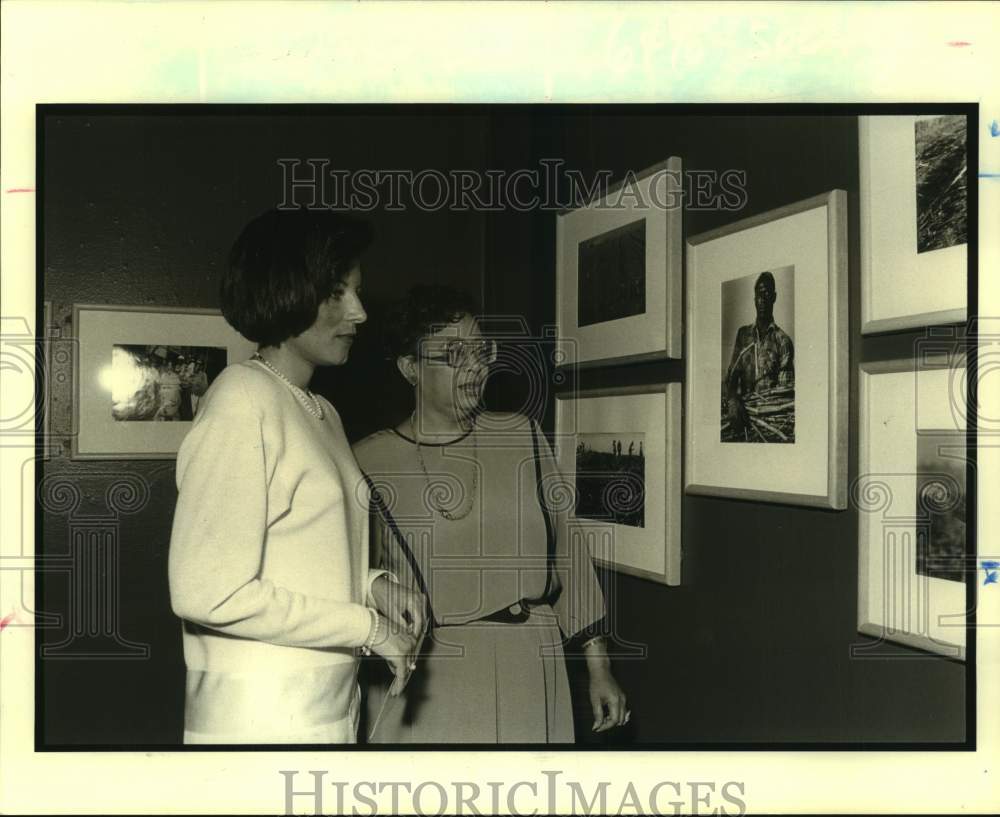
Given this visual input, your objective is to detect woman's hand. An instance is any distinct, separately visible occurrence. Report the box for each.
[584,638,629,732]
[371,575,428,639]
[370,614,420,696]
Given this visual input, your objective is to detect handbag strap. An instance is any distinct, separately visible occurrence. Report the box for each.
[364,473,439,628]
[529,420,558,599]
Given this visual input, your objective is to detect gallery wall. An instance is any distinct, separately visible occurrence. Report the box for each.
[485,112,967,744]
[39,110,966,746]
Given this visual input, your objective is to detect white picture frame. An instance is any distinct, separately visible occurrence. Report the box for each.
[555,157,683,368]
[71,304,256,459]
[859,114,968,334]
[685,190,848,509]
[554,382,682,586]
[856,357,969,660]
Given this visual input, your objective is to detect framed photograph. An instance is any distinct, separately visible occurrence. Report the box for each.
[71,304,256,459]
[554,382,681,585]
[685,190,848,509]
[556,157,682,368]
[857,357,968,660]
[859,115,968,334]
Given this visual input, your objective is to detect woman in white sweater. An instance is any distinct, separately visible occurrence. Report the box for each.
[168,209,424,744]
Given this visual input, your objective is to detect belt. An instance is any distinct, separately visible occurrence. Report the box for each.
[437,599,536,628]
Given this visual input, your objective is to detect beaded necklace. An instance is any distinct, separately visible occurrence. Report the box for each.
[251,353,324,420]
[410,412,478,521]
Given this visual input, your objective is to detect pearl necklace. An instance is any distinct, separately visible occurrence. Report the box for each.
[251,353,324,420]
[410,412,478,521]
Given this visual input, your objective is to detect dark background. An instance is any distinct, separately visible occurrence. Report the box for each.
[39,108,967,747]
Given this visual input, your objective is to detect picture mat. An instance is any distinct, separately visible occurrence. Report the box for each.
[555,386,680,583]
[556,158,681,364]
[687,205,830,498]
[858,365,966,657]
[860,115,967,332]
[74,306,256,457]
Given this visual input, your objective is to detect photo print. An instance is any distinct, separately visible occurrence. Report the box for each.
[577,217,646,327]
[574,432,645,528]
[720,265,795,443]
[108,344,227,422]
[914,114,967,254]
[915,430,967,584]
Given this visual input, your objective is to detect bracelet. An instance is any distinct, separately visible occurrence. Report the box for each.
[360,609,381,656]
[580,635,605,652]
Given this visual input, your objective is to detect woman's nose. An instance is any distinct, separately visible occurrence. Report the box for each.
[350,295,367,324]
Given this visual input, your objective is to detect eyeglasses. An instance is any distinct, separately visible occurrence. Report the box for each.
[418,338,497,368]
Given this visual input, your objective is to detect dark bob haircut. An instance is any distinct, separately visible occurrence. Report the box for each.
[382,285,481,359]
[221,208,373,347]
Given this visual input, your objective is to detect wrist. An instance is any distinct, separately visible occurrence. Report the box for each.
[359,609,385,655]
[582,636,611,670]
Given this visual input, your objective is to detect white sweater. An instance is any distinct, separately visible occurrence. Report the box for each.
[168,360,378,740]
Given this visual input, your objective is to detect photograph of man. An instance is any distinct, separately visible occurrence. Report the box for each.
[721,268,795,443]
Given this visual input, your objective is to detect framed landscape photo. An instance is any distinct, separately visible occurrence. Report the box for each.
[71,304,256,459]
[554,382,682,585]
[685,190,848,509]
[859,114,968,334]
[556,157,682,368]
[856,357,969,660]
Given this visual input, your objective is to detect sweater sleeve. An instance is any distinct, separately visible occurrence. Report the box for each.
[531,419,607,638]
[168,369,373,648]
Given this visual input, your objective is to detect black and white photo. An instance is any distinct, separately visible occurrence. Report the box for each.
[574,432,646,527]
[719,266,795,444]
[109,344,225,421]
[577,218,646,328]
[915,430,967,584]
[914,114,967,254]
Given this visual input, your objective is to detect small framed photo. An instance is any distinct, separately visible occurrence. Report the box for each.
[71,304,256,459]
[685,190,848,509]
[554,382,682,586]
[859,114,968,334]
[556,157,683,368]
[857,356,968,660]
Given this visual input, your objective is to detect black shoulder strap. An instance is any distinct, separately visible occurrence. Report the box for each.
[529,421,557,599]
[364,472,439,628]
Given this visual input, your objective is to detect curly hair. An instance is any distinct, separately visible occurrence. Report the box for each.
[221,208,373,347]
[382,285,481,359]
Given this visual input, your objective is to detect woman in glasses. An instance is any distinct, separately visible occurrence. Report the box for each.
[354,285,627,743]
[168,209,423,744]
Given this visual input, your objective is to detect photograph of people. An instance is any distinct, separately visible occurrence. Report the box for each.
[167,209,424,744]
[354,285,627,743]
[721,270,795,443]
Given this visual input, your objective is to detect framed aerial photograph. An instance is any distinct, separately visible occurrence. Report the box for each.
[554,382,681,585]
[685,190,848,509]
[71,304,256,459]
[555,157,682,368]
[859,114,968,334]
[857,357,969,660]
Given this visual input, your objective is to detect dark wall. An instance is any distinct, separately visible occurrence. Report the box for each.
[490,113,966,744]
[39,110,965,746]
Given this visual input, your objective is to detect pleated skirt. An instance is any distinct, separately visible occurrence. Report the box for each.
[364,604,573,744]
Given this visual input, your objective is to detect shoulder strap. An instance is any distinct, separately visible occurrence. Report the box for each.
[529,421,557,599]
[364,472,439,628]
